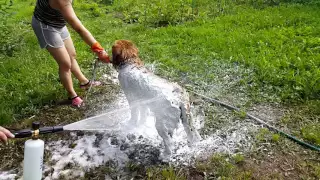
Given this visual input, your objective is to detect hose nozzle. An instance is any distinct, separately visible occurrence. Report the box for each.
[13,122,64,139]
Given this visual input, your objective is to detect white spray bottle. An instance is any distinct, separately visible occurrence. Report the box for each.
[23,122,44,180]
[13,122,64,180]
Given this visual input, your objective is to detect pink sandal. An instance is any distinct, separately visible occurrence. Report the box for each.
[70,96,83,107]
[80,80,102,90]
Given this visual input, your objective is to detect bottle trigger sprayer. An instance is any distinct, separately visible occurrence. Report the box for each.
[13,122,64,180]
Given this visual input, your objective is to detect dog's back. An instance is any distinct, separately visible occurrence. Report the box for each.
[118,65,187,109]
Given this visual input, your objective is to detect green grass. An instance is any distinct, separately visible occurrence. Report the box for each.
[195,153,252,179]
[0,1,319,178]
[0,0,319,140]
[102,0,320,101]
[148,5,320,100]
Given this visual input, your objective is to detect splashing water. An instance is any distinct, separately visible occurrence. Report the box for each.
[38,92,260,180]
[63,96,163,132]
[6,64,266,180]
[0,63,282,180]
[61,64,260,166]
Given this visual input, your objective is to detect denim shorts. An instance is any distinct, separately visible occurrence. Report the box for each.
[31,16,70,49]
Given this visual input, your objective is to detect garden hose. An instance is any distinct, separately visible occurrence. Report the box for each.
[188,90,320,152]
[84,57,99,101]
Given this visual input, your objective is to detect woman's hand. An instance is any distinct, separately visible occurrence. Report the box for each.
[91,42,111,63]
[96,50,110,63]
[0,126,14,143]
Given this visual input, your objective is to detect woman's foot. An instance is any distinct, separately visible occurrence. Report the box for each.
[80,80,102,90]
[70,96,83,107]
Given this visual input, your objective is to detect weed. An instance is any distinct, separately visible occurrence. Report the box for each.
[161,166,185,180]
[233,154,245,164]
[234,109,247,120]
[301,124,320,145]
[146,166,186,180]
[211,154,235,177]
[271,133,281,143]
[256,128,271,142]
[196,153,253,179]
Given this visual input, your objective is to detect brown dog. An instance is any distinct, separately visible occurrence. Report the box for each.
[112,40,143,68]
[112,40,201,156]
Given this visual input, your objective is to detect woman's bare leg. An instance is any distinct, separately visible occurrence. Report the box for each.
[47,46,77,98]
[63,37,89,85]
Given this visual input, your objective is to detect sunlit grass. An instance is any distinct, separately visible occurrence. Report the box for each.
[0,0,319,132]
[0,0,319,178]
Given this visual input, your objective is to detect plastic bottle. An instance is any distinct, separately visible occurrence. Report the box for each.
[23,122,44,180]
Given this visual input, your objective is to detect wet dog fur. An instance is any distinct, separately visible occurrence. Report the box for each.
[112,40,200,156]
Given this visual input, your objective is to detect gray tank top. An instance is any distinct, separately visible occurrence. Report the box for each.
[33,0,66,28]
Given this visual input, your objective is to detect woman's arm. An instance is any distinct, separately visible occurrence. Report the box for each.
[53,0,110,62]
[55,0,96,46]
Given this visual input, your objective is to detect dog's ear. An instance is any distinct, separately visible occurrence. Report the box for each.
[120,40,139,60]
[112,43,122,66]
[112,40,142,67]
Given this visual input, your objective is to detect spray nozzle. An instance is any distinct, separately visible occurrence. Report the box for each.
[13,122,64,139]
[32,122,40,130]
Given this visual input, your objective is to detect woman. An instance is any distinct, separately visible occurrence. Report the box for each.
[0,126,14,143]
[32,0,110,107]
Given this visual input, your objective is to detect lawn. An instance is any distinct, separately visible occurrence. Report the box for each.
[0,0,319,179]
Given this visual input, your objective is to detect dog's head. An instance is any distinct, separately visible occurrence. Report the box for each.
[112,40,143,68]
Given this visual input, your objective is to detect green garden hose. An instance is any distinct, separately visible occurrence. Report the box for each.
[189,90,320,152]
[84,57,99,101]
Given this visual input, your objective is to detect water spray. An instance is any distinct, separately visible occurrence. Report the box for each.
[10,94,166,180]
